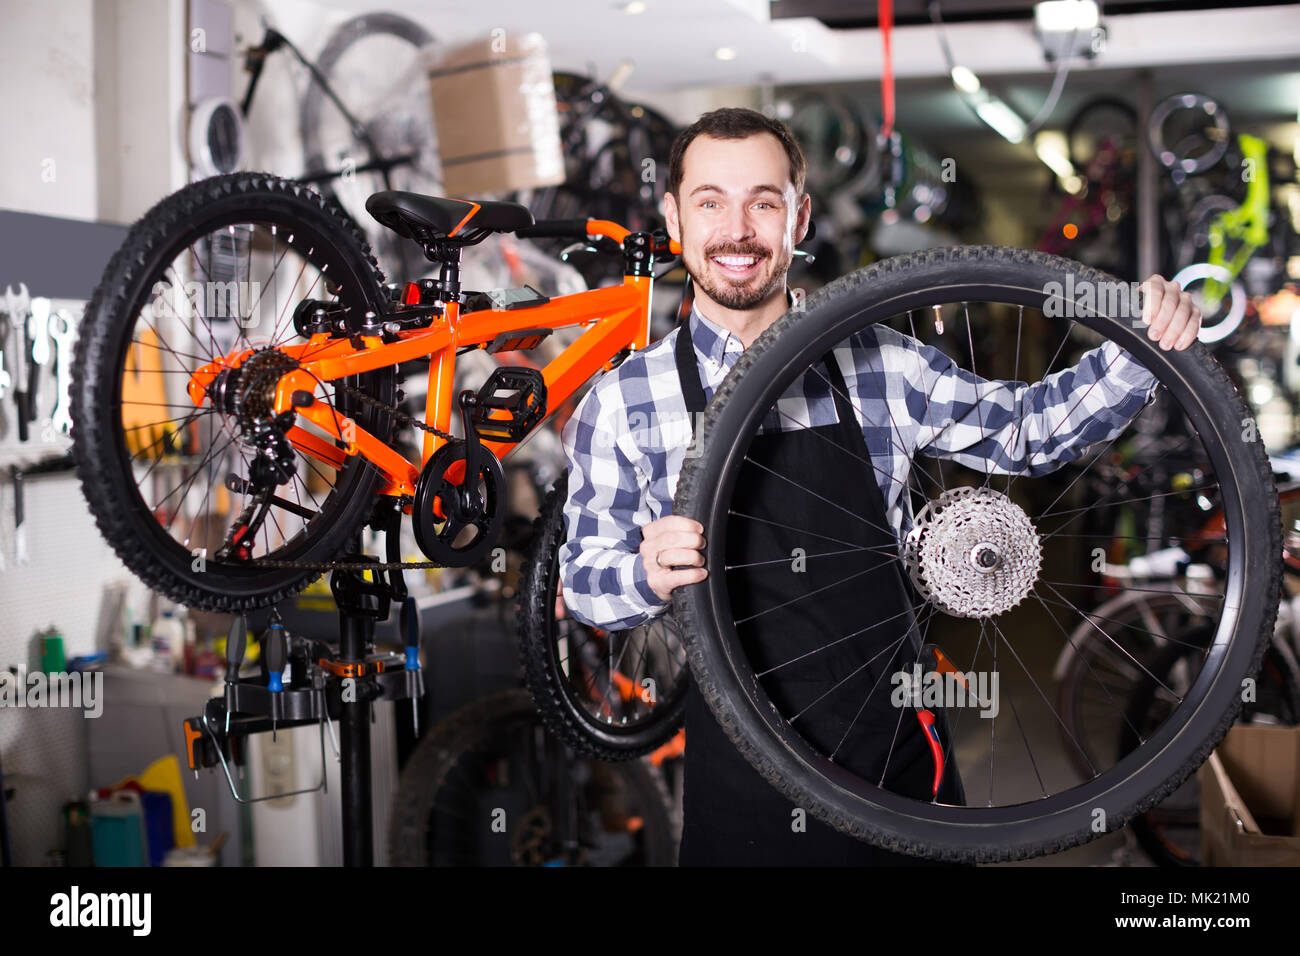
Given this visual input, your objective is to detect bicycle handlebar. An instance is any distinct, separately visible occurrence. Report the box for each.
[516,219,682,256]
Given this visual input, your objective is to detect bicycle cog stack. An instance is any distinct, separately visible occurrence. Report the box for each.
[903,486,1043,618]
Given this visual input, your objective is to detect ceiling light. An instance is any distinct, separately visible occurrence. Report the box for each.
[714,47,736,61]
[950,66,980,95]
[1034,0,1099,33]
[1034,1,1102,61]
[1034,131,1077,181]
[975,98,1027,144]
[623,1,647,13]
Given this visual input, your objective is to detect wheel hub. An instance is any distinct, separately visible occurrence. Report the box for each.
[903,486,1042,618]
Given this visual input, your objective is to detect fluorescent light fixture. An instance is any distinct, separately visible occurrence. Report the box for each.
[1034,0,1099,33]
[1034,131,1077,181]
[714,47,737,61]
[975,98,1027,144]
[950,66,981,94]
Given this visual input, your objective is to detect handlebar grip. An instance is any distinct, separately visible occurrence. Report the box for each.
[515,219,591,240]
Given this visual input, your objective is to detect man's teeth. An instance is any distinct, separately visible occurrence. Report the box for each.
[714,256,757,267]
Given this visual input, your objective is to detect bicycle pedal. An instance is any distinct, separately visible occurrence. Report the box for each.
[468,366,546,442]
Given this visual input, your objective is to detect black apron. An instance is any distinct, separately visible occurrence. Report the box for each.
[673,317,964,866]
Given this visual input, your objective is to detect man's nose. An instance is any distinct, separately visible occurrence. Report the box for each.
[722,206,754,241]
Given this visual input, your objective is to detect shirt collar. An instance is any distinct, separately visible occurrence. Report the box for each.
[687,287,796,366]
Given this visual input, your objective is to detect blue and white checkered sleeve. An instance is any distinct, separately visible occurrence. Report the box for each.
[557,380,670,631]
[881,326,1160,476]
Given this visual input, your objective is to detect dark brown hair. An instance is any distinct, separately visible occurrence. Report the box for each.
[666,107,807,200]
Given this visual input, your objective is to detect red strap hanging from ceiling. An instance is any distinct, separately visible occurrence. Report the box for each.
[879,0,895,141]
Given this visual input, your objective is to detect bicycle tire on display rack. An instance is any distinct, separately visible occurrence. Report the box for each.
[672,246,1280,863]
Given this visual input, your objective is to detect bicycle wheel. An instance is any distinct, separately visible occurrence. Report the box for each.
[299,12,440,279]
[673,246,1280,862]
[517,474,689,760]
[1066,96,1136,171]
[1147,93,1231,183]
[1121,629,1300,866]
[72,172,395,611]
[1055,587,1219,779]
[388,690,680,866]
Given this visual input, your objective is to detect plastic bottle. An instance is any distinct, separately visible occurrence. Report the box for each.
[151,610,185,674]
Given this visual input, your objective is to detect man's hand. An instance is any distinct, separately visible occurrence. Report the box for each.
[1140,275,1202,350]
[640,515,708,602]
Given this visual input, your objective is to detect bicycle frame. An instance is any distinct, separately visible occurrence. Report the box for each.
[1202,133,1270,307]
[185,219,675,500]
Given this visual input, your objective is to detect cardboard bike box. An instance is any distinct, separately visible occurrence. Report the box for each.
[425,32,565,197]
[1199,724,1300,865]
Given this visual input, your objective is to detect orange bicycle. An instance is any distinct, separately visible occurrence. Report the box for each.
[71,171,679,612]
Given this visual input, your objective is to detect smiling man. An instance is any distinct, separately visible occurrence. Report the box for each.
[557,107,1201,866]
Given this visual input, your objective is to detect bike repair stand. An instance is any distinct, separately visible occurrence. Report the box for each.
[183,510,424,868]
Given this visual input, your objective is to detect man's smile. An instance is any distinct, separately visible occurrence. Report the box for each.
[709,252,766,279]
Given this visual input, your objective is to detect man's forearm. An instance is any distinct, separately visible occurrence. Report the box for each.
[558,536,670,631]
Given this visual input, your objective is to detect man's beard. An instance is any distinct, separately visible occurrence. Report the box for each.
[686,241,793,311]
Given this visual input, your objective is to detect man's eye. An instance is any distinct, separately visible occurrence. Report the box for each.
[701,200,718,209]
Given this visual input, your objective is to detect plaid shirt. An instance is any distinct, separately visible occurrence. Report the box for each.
[559,305,1160,631]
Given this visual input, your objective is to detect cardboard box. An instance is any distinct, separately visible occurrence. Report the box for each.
[426,32,564,197]
[1199,724,1300,865]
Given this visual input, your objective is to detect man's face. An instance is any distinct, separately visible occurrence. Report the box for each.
[665,133,809,313]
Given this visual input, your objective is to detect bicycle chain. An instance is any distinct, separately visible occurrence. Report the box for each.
[246,380,470,573]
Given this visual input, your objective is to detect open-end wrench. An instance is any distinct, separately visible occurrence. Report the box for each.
[3,284,31,440]
[49,310,77,435]
[0,313,11,402]
[29,296,51,367]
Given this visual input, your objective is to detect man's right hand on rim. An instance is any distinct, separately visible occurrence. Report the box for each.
[639,515,708,602]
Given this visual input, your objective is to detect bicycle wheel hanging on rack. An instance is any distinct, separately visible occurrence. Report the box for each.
[299,12,442,280]
[71,172,395,612]
[517,474,689,760]
[672,247,1280,862]
[1147,92,1231,185]
[388,690,680,866]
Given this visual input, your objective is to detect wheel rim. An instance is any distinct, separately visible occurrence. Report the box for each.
[546,539,689,743]
[679,257,1274,853]
[101,206,386,595]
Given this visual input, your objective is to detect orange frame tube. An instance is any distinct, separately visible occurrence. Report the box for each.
[188,242,664,498]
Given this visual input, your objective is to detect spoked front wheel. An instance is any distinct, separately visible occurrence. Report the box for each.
[674,247,1279,862]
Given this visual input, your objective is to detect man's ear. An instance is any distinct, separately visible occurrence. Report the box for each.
[794,193,812,245]
[664,190,681,243]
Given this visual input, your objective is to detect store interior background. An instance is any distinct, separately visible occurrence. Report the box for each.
[0,0,1298,866]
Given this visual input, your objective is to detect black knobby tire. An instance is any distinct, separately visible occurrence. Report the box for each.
[71,172,395,612]
[517,474,687,760]
[388,689,679,866]
[672,246,1280,862]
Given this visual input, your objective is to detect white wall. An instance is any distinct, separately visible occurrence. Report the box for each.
[0,0,188,224]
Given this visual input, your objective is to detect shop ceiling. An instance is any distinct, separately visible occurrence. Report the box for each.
[303,1,1298,191]
[304,1,1299,94]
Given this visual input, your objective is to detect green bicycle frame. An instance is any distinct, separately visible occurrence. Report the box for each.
[1203,133,1270,309]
